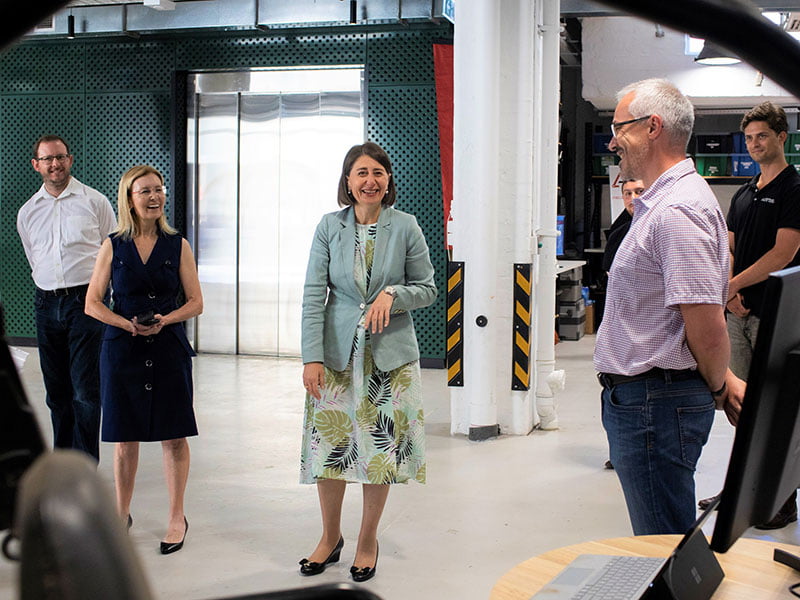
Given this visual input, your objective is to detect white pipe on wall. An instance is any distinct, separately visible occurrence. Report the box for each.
[505,0,537,435]
[533,0,562,430]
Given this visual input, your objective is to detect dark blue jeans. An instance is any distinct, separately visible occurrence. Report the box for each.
[601,373,715,535]
[35,286,102,461]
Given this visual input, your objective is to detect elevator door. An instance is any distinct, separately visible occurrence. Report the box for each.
[186,69,364,355]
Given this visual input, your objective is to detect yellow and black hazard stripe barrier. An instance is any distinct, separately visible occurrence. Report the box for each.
[446,261,464,386]
[512,263,532,390]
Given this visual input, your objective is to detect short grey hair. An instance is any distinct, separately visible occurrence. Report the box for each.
[617,78,695,152]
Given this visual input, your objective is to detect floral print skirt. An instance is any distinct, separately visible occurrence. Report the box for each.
[300,325,426,485]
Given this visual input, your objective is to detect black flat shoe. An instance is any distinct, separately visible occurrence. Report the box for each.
[299,536,344,576]
[160,517,188,555]
[350,542,379,583]
[698,493,721,511]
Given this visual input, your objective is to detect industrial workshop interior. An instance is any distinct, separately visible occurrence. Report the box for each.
[4,1,800,599]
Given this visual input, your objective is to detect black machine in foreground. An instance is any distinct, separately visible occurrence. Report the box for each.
[711,265,800,552]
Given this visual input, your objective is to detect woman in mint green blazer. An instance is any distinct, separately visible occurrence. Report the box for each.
[298,142,436,582]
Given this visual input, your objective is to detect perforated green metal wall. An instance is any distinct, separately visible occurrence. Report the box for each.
[0,24,450,362]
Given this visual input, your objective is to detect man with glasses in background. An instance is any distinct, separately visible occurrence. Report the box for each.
[697,101,800,529]
[17,135,116,461]
[594,79,743,535]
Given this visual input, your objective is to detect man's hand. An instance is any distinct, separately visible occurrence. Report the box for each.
[726,293,750,318]
[717,370,746,426]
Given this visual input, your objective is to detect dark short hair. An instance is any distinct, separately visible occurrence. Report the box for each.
[741,101,788,135]
[32,135,70,159]
[337,141,397,207]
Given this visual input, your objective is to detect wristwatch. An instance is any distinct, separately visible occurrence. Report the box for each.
[383,285,398,299]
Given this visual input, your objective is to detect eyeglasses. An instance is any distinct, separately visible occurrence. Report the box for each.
[610,115,652,138]
[132,187,165,196]
[34,154,71,164]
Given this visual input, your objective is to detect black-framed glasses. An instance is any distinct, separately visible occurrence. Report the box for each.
[610,115,651,137]
[34,154,71,164]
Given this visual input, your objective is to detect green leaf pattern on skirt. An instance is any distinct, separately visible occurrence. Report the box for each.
[300,223,426,485]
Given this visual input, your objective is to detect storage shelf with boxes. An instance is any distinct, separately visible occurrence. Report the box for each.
[556,263,589,340]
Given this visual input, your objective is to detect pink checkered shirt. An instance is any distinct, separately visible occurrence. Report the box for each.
[594,159,729,376]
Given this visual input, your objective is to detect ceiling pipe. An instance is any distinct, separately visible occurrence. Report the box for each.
[121,4,140,39]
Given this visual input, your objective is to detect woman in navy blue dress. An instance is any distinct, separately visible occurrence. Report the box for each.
[86,165,203,554]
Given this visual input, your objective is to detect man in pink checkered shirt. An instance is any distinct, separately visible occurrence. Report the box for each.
[594,78,745,535]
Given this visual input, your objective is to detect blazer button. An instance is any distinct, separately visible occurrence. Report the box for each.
[360,303,365,309]
[145,360,153,367]
[145,383,152,391]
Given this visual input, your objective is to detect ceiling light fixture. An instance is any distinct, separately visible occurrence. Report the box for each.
[694,41,741,66]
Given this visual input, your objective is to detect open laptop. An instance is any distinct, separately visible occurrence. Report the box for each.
[530,500,724,600]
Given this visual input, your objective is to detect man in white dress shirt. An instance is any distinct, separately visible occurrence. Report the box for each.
[17,135,116,461]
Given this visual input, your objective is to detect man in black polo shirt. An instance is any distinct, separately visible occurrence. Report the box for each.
[698,101,800,528]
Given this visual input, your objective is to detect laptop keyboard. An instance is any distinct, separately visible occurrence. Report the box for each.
[571,556,665,600]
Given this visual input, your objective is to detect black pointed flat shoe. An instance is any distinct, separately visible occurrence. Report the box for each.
[160,517,188,555]
[299,536,344,576]
[350,542,379,583]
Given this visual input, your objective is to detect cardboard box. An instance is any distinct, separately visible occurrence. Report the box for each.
[585,302,596,334]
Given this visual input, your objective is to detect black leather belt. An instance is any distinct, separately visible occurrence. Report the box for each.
[37,284,89,297]
[597,367,698,390]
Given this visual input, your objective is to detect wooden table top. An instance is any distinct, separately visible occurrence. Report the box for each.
[491,535,800,600]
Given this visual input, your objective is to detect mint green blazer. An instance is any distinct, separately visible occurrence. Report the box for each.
[301,206,437,372]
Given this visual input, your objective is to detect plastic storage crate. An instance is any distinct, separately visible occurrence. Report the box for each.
[695,134,733,154]
[731,154,759,176]
[695,155,729,177]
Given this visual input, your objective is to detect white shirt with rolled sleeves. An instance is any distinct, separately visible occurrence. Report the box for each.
[17,176,116,290]
[594,159,729,376]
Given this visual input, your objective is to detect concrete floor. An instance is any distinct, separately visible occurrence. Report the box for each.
[2,334,799,599]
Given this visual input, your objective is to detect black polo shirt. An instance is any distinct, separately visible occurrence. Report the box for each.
[727,164,800,317]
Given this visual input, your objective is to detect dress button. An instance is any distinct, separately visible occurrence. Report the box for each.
[145,383,152,391]
[148,292,156,299]
[145,360,153,367]
[360,303,365,309]
[146,337,154,344]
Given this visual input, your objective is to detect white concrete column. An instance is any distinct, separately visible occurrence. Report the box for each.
[449,0,562,438]
[499,0,537,435]
[449,0,500,439]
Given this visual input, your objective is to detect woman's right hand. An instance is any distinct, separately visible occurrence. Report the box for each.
[303,362,325,400]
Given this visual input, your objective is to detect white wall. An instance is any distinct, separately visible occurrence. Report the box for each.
[581,16,800,111]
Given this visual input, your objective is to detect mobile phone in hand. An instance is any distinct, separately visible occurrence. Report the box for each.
[136,310,160,326]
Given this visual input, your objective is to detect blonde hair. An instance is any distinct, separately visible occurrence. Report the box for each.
[114,165,176,240]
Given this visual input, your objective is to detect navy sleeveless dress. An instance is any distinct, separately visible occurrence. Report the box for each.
[99,233,198,442]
